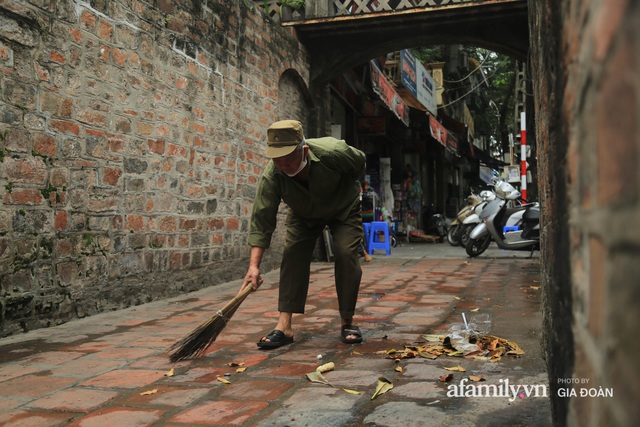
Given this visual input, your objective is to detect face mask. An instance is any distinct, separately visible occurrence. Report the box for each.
[284,155,307,177]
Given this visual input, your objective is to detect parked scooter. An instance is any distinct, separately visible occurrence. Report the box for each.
[465,180,540,257]
[457,190,497,248]
[423,204,448,238]
[447,193,482,246]
[448,190,496,247]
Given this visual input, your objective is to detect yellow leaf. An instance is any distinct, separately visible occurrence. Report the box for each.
[165,368,174,377]
[236,367,247,373]
[395,366,403,373]
[469,375,486,382]
[316,362,335,373]
[454,296,461,300]
[530,286,540,290]
[140,389,158,396]
[386,348,397,354]
[371,377,393,400]
[444,365,466,372]
[423,334,445,342]
[306,371,332,386]
[216,376,231,384]
[351,351,362,356]
[470,308,480,312]
[343,388,363,395]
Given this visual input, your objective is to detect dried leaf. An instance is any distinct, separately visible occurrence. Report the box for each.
[469,375,486,382]
[140,389,158,396]
[165,368,174,377]
[463,350,487,358]
[371,377,393,400]
[423,334,445,342]
[530,286,540,290]
[454,296,461,300]
[420,353,439,360]
[395,366,403,373]
[444,365,466,372]
[216,376,231,384]
[236,367,247,373]
[439,373,454,382]
[306,371,332,386]
[470,308,480,312]
[343,388,363,395]
[351,351,362,356]
[487,338,499,351]
[316,362,335,373]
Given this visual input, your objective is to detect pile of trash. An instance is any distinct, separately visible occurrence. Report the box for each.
[378,313,525,363]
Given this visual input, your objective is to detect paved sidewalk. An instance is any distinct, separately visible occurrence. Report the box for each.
[0,242,551,426]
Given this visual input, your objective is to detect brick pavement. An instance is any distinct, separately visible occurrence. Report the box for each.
[0,243,552,426]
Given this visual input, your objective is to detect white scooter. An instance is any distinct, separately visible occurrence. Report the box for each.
[446,193,481,246]
[457,190,496,248]
[465,180,540,257]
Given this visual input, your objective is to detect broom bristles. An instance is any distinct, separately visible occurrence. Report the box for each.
[168,285,253,362]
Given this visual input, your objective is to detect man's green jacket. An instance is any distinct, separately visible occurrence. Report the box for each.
[248,137,366,249]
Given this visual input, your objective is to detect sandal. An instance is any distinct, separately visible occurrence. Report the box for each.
[340,325,363,344]
[257,329,294,349]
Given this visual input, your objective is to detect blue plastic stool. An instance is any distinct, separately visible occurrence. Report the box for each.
[368,221,391,255]
[363,222,371,244]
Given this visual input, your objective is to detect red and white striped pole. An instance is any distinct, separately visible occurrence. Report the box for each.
[520,112,527,201]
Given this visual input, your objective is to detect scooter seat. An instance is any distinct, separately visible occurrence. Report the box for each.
[523,206,540,221]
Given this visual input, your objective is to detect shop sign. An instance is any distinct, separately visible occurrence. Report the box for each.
[428,113,448,147]
[504,165,520,183]
[370,60,410,126]
[400,50,418,95]
[418,64,438,115]
[400,50,437,115]
[429,112,459,155]
[447,133,459,154]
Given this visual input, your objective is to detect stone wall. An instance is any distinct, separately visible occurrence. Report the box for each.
[530,1,639,425]
[0,0,310,337]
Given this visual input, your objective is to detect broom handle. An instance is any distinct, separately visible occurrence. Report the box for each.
[219,284,253,313]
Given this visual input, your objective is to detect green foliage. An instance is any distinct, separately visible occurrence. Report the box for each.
[40,182,58,200]
[84,234,107,257]
[413,46,445,63]
[280,0,305,10]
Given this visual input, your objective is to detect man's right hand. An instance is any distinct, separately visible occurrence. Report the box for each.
[242,265,263,291]
[242,246,266,291]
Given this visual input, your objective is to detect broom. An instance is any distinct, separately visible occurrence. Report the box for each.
[168,284,254,362]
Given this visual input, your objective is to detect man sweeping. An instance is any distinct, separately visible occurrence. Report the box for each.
[242,119,366,349]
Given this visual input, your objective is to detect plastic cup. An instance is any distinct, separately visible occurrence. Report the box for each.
[470,313,492,335]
